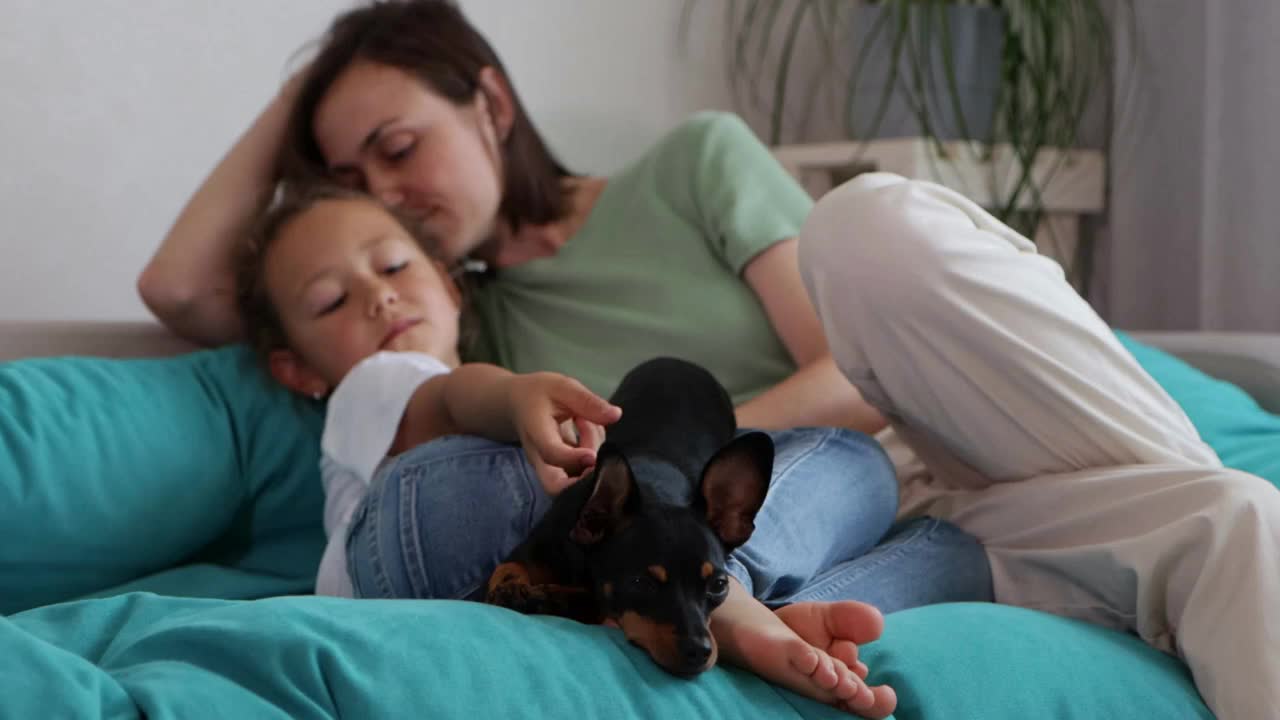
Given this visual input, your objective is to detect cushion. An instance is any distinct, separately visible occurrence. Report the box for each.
[5,593,1212,720]
[0,346,325,614]
[862,603,1212,719]
[1117,331,1280,487]
[5,593,843,719]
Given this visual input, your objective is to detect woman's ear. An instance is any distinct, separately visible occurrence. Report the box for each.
[476,66,515,143]
[268,349,329,399]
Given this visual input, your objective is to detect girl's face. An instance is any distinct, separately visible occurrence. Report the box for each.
[312,60,505,265]
[264,198,461,393]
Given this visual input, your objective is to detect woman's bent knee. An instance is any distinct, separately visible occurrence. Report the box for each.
[798,173,952,313]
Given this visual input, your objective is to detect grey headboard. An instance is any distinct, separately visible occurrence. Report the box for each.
[1130,331,1280,414]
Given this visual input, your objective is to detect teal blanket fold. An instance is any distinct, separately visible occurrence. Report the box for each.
[5,593,846,720]
[5,592,1213,720]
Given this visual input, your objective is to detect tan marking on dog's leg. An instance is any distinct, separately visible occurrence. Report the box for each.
[488,562,530,594]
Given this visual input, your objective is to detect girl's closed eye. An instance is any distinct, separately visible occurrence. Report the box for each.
[317,293,347,317]
[383,260,409,275]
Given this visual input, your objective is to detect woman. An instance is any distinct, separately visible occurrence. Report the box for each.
[141,0,1008,715]
[798,173,1280,720]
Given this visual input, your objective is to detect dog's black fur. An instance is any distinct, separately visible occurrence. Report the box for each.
[486,357,774,676]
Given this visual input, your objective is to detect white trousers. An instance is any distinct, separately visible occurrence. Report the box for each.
[798,172,1280,720]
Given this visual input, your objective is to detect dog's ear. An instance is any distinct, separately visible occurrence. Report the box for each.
[698,432,773,551]
[570,443,638,545]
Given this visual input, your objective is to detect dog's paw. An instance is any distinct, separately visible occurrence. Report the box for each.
[487,581,556,614]
[485,563,548,611]
[485,562,597,620]
[492,582,588,616]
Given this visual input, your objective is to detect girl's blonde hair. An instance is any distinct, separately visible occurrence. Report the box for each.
[235,183,473,360]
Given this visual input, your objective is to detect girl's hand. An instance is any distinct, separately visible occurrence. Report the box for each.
[509,373,621,495]
[559,416,608,454]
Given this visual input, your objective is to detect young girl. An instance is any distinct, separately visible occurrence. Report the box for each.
[233,184,897,718]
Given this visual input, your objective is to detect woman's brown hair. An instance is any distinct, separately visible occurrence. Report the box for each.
[280,0,573,232]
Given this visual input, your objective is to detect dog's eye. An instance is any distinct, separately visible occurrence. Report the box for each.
[627,575,656,594]
[707,576,729,597]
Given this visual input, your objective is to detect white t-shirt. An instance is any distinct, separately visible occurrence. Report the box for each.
[314,351,452,597]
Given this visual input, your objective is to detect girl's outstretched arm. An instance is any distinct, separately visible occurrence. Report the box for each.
[397,364,622,493]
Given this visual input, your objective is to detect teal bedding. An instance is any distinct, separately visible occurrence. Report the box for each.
[2,333,1275,719]
[5,595,1212,720]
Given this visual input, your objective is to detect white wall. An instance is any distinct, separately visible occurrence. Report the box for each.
[0,1,733,323]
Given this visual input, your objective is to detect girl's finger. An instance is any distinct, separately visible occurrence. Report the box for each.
[575,418,606,451]
[539,466,571,495]
[559,418,579,446]
[529,448,571,495]
[525,422,597,470]
[556,379,621,425]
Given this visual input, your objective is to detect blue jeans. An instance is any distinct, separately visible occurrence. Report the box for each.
[346,428,993,613]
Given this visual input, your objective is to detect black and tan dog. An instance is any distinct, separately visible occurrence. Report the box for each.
[486,357,774,677]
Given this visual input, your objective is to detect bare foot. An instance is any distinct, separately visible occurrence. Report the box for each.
[776,602,897,718]
[711,579,893,717]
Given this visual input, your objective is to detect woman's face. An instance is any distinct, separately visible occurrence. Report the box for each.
[312,60,504,264]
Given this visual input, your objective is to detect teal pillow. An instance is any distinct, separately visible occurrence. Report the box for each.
[861,603,1212,719]
[6,593,1211,720]
[1118,331,1280,487]
[7,593,846,719]
[0,346,325,614]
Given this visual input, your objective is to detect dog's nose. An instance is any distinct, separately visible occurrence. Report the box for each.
[678,635,713,670]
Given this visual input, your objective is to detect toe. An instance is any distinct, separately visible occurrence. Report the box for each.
[827,601,885,646]
[829,639,861,673]
[811,653,839,690]
[863,685,897,719]
[832,664,863,702]
[788,640,821,676]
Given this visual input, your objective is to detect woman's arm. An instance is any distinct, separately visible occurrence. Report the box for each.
[736,238,888,434]
[137,85,297,347]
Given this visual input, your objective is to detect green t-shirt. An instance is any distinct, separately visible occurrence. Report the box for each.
[467,112,815,404]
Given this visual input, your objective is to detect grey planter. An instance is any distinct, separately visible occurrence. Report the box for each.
[846,4,1005,142]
